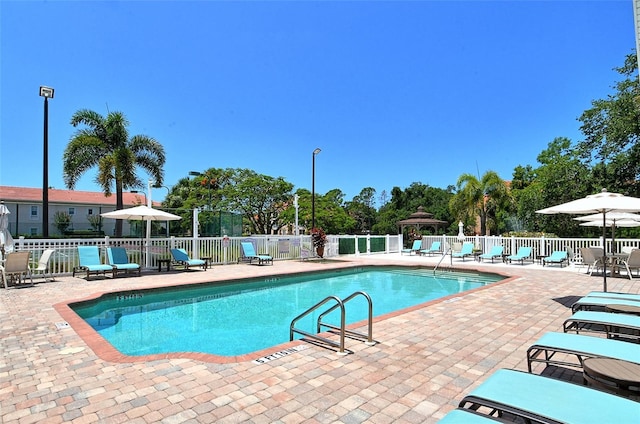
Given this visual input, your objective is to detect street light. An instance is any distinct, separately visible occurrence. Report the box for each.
[130,190,147,205]
[39,85,54,237]
[312,148,321,230]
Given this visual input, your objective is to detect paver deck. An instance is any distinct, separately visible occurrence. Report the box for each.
[1,253,638,423]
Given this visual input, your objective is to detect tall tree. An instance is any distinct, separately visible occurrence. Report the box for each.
[450,171,509,236]
[577,52,640,195]
[63,110,165,236]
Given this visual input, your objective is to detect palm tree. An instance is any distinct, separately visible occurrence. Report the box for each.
[450,171,510,236]
[63,109,165,236]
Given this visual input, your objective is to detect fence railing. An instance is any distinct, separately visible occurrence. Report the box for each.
[7,233,639,276]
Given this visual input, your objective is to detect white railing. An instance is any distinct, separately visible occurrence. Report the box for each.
[8,233,640,276]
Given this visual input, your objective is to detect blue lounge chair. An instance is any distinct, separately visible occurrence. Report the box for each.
[170,248,207,270]
[452,242,474,261]
[527,331,640,372]
[106,247,140,276]
[401,240,421,255]
[571,296,640,313]
[542,250,568,267]
[240,242,273,265]
[563,310,640,341]
[505,246,532,265]
[419,241,441,256]
[585,291,640,302]
[478,245,504,263]
[437,409,501,423]
[457,369,640,423]
[73,246,114,278]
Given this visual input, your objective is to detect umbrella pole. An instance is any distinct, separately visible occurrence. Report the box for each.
[602,212,607,292]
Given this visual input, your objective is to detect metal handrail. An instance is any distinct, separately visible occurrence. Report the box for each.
[317,291,376,346]
[290,295,347,355]
[433,248,452,274]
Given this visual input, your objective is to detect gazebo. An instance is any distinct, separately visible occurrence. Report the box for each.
[397,206,448,235]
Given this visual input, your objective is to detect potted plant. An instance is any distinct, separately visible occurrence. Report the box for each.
[311,228,327,258]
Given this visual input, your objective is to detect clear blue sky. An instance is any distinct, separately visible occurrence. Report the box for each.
[1,1,635,206]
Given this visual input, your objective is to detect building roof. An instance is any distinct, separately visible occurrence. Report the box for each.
[0,186,161,207]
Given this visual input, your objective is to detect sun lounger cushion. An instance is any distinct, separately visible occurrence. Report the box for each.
[458,368,640,424]
[563,310,640,340]
[73,246,114,278]
[170,248,206,270]
[240,242,273,265]
[107,247,140,276]
[419,241,442,256]
[401,240,421,255]
[527,331,640,372]
[437,409,500,423]
[585,291,640,301]
[571,296,640,313]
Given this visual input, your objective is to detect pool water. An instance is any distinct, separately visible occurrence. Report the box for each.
[71,267,502,357]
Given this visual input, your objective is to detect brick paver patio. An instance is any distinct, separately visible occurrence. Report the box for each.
[1,253,638,423]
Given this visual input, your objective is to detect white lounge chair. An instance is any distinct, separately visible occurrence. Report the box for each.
[30,248,55,282]
[1,251,33,288]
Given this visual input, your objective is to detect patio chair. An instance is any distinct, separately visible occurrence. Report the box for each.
[526,331,640,373]
[419,241,441,256]
[30,248,56,282]
[73,246,115,279]
[478,245,503,263]
[452,242,474,261]
[618,248,640,279]
[1,251,33,289]
[542,250,568,267]
[240,242,273,265]
[457,368,640,423]
[170,248,207,270]
[505,246,532,265]
[571,296,640,313]
[579,247,604,275]
[106,247,141,277]
[563,310,640,341]
[401,240,421,255]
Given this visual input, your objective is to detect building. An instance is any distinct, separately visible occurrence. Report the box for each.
[0,186,159,237]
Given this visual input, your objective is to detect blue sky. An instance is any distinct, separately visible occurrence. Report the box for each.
[1,1,635,206]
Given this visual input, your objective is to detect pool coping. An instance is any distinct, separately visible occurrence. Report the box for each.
[53,264,518,364]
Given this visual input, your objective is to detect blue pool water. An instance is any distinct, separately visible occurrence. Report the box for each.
[71,267,502,357]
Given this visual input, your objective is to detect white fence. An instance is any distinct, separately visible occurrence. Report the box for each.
[7,233,640,277]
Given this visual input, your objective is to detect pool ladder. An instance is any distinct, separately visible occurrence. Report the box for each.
[289,291,376,355]
[433,248,454,274]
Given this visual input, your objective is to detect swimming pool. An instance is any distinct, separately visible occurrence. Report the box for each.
[71,266,502,358]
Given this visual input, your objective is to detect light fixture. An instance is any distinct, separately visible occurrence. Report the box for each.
[39,86,54,237]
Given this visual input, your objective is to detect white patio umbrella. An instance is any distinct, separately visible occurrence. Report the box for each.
[0,202,14,259]
[101,206,181,267]
[536,189,640,291]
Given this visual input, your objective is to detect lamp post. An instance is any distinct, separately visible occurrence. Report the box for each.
[311,148,321,230]
[189,171,215,236]
[130,190,147,205]
[39,86,54,237]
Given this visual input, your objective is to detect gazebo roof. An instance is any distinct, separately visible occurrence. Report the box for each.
[397,206,448,227]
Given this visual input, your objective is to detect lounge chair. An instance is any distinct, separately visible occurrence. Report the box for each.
[106,247,141,277]
[526,331,640,372]
[419,241,441,256]
[579,247,604,275]
[401,240,421,255]
[617,248,640,279]
[30,248,55,282]
[170,248,207,270]
[451,242,474,261]
[505,246,532,265]
[563,310,640,341]
[585,291,640,302]
[1,251,33,288]
[240,241,273,265]
[542,250,568,267]
[571,296,640,313]
[437,409,501,423]
[73,246,114,279]
[457,368,640,423]
[478,245,503,263]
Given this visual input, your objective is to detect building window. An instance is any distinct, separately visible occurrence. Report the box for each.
[30,227,38,236]
[68,207,75,216]
[88,208,94,215]
[30,206,38,219]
